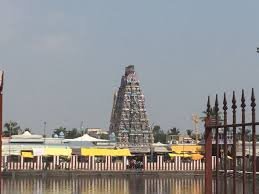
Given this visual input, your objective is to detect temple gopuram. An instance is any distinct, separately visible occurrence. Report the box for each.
[109,65,154,148]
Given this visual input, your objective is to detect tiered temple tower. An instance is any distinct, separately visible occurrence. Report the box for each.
[109,65,154,147]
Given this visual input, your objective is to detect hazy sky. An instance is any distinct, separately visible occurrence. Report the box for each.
[0,1,259,135]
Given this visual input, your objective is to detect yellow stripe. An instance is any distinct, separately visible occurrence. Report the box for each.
[171,145,204,154]
[81,148,131,156]
[21,151,33,158]
[44,148,72,156]
[191,153,204,160]
[169,153,192,158]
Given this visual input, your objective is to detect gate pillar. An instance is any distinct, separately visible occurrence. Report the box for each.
[205,97,212,194]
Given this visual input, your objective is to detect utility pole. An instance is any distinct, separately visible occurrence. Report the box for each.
[80,121,84,135]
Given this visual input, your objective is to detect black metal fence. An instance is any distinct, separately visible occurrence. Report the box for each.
[205,89,258,194]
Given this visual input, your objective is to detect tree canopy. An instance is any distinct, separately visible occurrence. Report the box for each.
[4,121,22,136]
[167,127,180,135]
[186,129,193,137]
[52,126,82,139]
[153,125,166,143]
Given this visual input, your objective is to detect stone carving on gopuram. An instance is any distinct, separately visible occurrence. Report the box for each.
[109,65,154,147]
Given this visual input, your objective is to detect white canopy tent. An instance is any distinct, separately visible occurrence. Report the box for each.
[63,134,109,143]
[10,131,43,143]
[11,131,43,139]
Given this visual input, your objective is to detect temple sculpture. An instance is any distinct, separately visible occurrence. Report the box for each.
[109,65,154,147]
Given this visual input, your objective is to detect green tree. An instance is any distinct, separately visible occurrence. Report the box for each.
[167,127,180,135]
[153,125,166,143]
[153,125,161,134]
[201,106,223,123]
[66,128,81,139]
[52,126,67,137]
[186,129,193,137]
[53,127,82,139]
[4,121,22,136]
